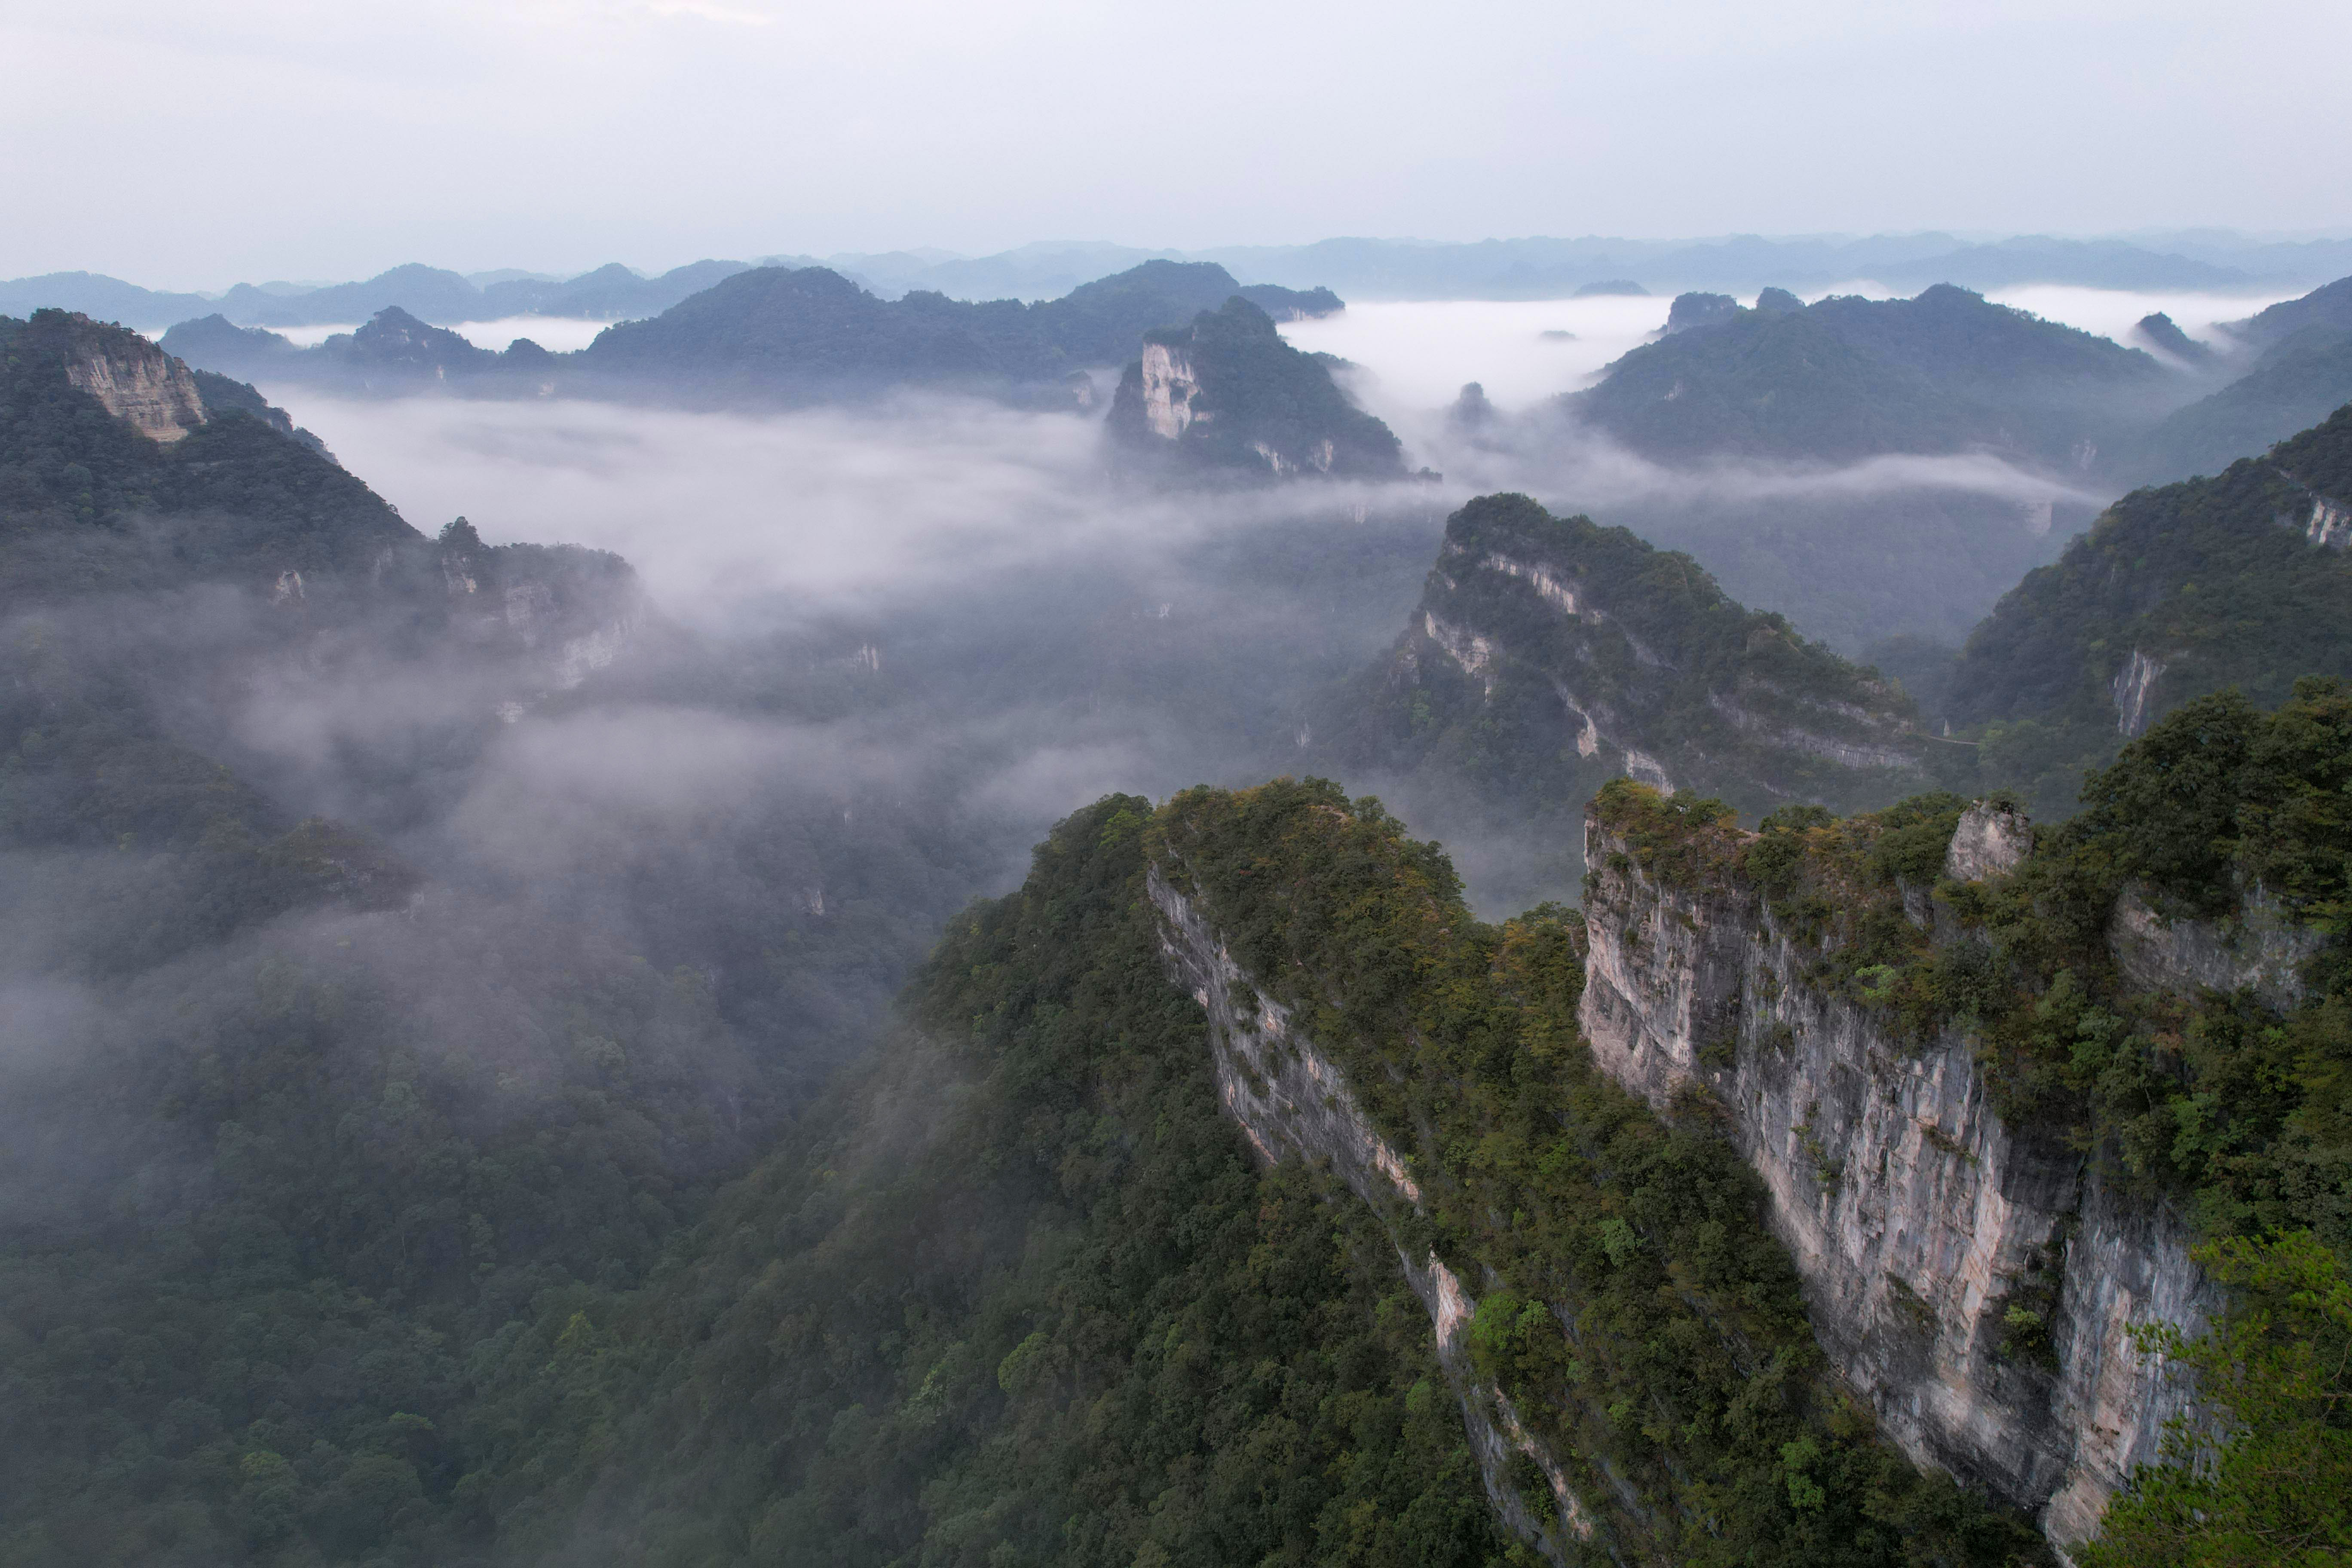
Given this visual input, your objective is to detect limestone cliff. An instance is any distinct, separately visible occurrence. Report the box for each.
[60,322,208,441]
[1575,799,2215,1548]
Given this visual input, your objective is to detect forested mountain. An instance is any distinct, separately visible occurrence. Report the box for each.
[331,786,2052,1568]
[1940,401,2352,819]
[1104,296,1409,481]
[1568,284,2172,466]
[1308,493,1930,906]
[159,260,1336,412]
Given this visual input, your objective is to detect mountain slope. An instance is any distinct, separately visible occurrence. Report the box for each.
[580,260,1274,406]
[2120,332,2352,484]
[432,786,2046,1568]
[0,314,980,1565]
[1314,493,1929,905]
[1945,401,2352,818]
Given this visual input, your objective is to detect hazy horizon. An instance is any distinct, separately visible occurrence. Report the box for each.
[9,0,2351,286]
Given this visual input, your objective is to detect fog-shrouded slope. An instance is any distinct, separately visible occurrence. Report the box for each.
[2121,327,2352,485]
[1943,400,2352,820]
[1311,492,1929,906]
[0,313,999,1565]
[1570,284,2171,468]
[2222,273,2352,353]
[1105,296,1407,480]
[433,785,2047,1568]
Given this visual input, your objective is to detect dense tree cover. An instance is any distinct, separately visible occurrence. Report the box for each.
[1105,297,1408,482]
[1943,401,2352,821]
[1569,284,2172,467]
[1152,778,2049,1566]
[1313,492,1930,907]
[361,796,1515,1567]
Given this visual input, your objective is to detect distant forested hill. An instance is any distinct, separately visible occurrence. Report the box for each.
[1569,284,2172,467]
[1105,296,1407,481]
[1944,401,2352,818]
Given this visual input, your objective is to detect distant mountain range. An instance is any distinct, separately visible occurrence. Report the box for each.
[9,230,2352,331]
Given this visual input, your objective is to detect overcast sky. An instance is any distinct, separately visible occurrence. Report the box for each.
[6,0,2349,289]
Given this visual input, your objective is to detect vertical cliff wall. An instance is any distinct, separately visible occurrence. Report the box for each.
[1575,808,2211,1547]
[1147,867,1603,1566]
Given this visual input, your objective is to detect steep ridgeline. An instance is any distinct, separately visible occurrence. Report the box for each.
[1942,401,2352,821]
[1103,296,1409,481]
[1577,680,2352,1550]
[1314,493,1927,904]
[1570,284,2174,471]
[442,786,2046,1568]
[1,310,640,680]
[1142,783,2049,1565]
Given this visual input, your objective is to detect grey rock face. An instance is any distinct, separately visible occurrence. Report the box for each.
[63,334,207,442]
[1945,802,2034,882]
[2109,882,2321,1014]
[1576,814,2211,1550]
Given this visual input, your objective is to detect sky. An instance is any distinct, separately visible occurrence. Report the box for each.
[8,0,2352,289]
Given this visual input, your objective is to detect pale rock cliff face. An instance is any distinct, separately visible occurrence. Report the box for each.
[1147,867,1600,1566]
[1945,802,2033,882]
[2112,649,2167,737]
[1137,342,1202,439]
[65,337,207,442]
[2302,495,2350,550]
[1576,811,2211,1550]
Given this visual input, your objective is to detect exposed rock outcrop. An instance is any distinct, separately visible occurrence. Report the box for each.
[1576,809,2211,1549]
[2109,882,2322,1014]
[1106,297,1407,482]
[1945,801,2033,881]
[2112,649,2167,736]
[62,328,207,442]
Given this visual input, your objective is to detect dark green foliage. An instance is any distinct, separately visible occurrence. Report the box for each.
[1106,297,1406,481]
[1155,778,2048,1566]
[1573,284,2167,465]
[2079,1230,2352,1567]
[441,797,1512,1568]
[1947,404,2352,822]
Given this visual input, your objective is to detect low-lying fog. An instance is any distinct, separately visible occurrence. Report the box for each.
[270,317,613,352]
[1279,285,2299,419]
